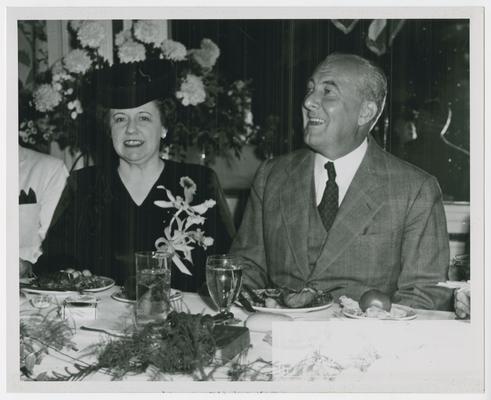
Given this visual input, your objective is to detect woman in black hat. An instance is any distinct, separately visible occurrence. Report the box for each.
[35,60,235,293]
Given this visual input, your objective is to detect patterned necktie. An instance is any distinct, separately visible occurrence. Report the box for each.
[318,162,339,232]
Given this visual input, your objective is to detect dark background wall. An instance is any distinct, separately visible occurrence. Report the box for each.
[173,19,470,201]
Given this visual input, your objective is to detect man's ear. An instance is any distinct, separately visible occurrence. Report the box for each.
[358,101,378,126]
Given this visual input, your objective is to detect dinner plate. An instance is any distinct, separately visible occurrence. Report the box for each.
[21,276,115,295]
[21,287,78,296]
[342,304,417,321]
[80,277,115,292]
[111,289,183,303]
[236,301,333,314]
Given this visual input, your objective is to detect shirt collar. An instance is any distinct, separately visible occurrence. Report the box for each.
[315,138,368,178]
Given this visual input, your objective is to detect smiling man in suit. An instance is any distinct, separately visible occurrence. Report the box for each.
[231,53,452,310]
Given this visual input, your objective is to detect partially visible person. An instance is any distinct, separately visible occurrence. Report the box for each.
[231,53,452,310]
[19,146,68,276]
[404,99,452,197]
[35,60,235,292]
[391,104,418,160]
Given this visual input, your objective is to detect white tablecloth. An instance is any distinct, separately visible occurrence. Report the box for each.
[20,285,457,381]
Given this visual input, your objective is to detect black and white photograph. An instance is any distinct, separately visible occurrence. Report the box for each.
[2,4,487,397]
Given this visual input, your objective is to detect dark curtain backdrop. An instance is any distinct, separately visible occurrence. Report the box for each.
[173,19,469,201]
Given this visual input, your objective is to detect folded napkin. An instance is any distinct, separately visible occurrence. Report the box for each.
[19,188,37,204]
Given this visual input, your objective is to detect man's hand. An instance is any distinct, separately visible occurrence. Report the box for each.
[454,288,470,319]
[19,259,32,278]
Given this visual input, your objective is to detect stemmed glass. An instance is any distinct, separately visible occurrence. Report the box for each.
[205,254,244,323]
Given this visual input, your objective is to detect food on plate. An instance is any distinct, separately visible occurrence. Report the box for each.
[70,271,81,279]
[23,269,110,291]
[265,297,281,309]
[365,306,390,319]
[359,289,392,312]
[241,286,333,309]
[339,295,413,319]
[282,287,317,308]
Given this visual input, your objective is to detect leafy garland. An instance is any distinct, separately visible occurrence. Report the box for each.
[18,20,278,164]
[21,310,273,381]
[20,308,76,379]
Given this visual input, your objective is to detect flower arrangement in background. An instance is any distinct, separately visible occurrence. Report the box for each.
[18,20,274,163]
[154,177,215,276]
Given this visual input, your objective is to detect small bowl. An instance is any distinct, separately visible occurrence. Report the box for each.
[30,294,55,309]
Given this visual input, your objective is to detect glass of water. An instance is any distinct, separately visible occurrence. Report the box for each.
[135,250,172,325]
[206,254,244,323]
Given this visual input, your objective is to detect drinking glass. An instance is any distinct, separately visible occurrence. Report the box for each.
[205,254,244,322]
[135,250,172,325]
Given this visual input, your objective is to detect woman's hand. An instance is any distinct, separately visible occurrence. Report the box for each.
[454,288,470,319]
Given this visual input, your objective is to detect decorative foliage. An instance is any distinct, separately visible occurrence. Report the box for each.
[154,177,215,275]
[32,312,217,381]
[20,308,272,381]
[20,309,76,379]
[227,356,273,381]
[18,20,273,163]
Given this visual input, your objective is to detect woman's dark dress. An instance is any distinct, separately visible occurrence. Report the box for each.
[35,160,235,292]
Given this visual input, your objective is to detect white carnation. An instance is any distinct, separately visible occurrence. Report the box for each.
[189,38,220,69]
[77,21,106,49]
[51,61,72,82]
[118,40,146,63]
[176,74,206,106]
[160,39,187,61]
[115,29,132,46]
[203,237,214,247]
[63,49,92,74]
[33,84,63,112]
[133,20,163,47]
[69,20,82,31]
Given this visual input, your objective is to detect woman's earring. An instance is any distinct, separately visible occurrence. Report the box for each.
[161,127,168,139]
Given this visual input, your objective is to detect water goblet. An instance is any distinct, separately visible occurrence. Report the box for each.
[205,254,244,324]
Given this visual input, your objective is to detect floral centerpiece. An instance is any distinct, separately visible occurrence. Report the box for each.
[18,20,272,163]
[153,176,215,275]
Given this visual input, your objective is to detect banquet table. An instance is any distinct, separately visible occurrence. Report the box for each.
[19,285,459,382]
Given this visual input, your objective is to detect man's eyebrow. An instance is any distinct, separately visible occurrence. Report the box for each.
[321,80,339,90]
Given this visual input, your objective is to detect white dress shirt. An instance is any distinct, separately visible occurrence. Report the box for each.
[314,138,368,206]
[19,147,68,263]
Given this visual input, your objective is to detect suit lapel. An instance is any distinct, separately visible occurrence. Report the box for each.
[308,138,389,280]
[280,150,313,280]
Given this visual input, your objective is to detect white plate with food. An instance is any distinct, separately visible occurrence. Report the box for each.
[111,288,183,303]
[339,293,417,321]
[238,287,334,314]
[342,303,417,320]
[21,269,115,294]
